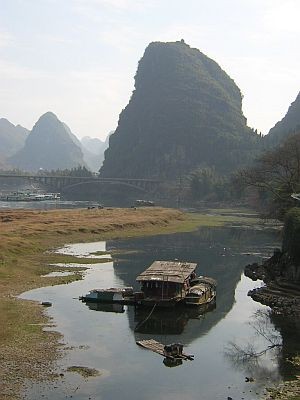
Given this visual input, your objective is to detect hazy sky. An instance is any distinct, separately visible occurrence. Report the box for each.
[1,0,299,140]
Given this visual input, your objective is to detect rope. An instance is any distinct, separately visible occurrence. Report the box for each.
[134,303,157,332]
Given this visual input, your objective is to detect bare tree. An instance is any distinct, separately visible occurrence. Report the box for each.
[225,310,282,382]
[235,132,300,218]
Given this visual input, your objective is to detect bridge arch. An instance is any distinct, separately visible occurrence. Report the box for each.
[63,180,149,193]
[0,173,162,194]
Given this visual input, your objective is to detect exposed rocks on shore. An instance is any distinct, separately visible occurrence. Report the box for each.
[245,248,300,399]
[245,249,300,316]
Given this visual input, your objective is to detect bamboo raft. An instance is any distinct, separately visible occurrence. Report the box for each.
[136,339,194,361]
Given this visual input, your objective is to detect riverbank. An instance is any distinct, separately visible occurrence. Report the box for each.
[245,252,300,317]
[0,207,182,399]
[0,206,274,399]
[265,355,300,400]
[245,252,300,400]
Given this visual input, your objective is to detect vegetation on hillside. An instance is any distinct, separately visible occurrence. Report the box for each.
[37,165,93,177]
[265,91,300,147]
[188,167,231,202]
[236,132,300,219]
[100,40,261,180]
[282,208,300,264]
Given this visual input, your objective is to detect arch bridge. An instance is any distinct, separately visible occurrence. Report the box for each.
[0,174,162,193]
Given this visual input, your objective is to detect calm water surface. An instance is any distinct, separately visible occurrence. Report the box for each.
[0,200,101,210]
[21,227,284,400]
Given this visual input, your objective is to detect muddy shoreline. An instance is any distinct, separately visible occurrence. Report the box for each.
[245,252,300,400]
[245,252,300,317]
[0,207,188,400]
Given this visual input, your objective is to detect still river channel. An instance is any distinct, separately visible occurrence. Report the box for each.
[19,222,288,400]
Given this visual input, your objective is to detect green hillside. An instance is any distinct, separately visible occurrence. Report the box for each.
[100,40,261,180]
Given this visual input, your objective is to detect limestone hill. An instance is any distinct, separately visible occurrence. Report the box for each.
[9,112,85,172]
[100,40,261,180]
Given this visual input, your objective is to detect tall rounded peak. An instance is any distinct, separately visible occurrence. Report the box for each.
[32,112,61,131]
[37,111,59,122]
[100,40,255,179]
[144,40,192,57]
[31,111,64,137]
[148,39,190,48]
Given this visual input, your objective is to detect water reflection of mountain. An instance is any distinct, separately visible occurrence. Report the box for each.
[133,302,216,335]
[106,226,279,344]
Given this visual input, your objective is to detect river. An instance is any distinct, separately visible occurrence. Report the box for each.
[19,225,291,400]
[0,200,102,210]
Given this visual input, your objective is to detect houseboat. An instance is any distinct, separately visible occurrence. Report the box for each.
[135,261,197,307]
[185,276,217,306]
[81,261,216,309]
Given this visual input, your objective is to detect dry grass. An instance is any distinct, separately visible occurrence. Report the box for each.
[0,207,185,297]
[0,206,187,400]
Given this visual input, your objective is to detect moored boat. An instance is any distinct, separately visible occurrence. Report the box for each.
[0,191,60,201]
[136,260,197,307]
[185,276,217,306]
[80,287,134,304]
[80,262,217,308]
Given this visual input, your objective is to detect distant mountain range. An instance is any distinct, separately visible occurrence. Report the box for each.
[0,118,29,167]
[100,40,261,179]
[0,113,108,172]
[1,40,299,179]
[81,134,111,172]
[9,112,86,171]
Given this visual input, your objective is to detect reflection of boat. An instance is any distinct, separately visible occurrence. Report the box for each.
[185,276,217,306]
[85,302,125,313]
[0,191,61,201]
[80,287,134,304]
[134,302,216,334]
[163,357,183,368]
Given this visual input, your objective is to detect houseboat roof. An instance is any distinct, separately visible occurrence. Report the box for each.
[136,261,197,284]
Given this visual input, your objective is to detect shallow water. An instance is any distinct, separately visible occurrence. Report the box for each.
[0,200,103,210]
[21,226,284,400]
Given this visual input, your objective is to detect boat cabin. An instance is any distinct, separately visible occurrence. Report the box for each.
[81,287,134,303]
[136,261,197,306]
[185,276,217,306]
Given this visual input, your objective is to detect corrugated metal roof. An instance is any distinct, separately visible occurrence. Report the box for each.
[136,261,197,284]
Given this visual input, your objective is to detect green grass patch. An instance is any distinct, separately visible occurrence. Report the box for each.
[0,298,46,344]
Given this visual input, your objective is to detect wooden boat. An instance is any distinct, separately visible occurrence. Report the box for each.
[80,261,217,309]
[136,339,194,362]
[136,261,197,307]
[80,287,134,304]
[185,276,217,306]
